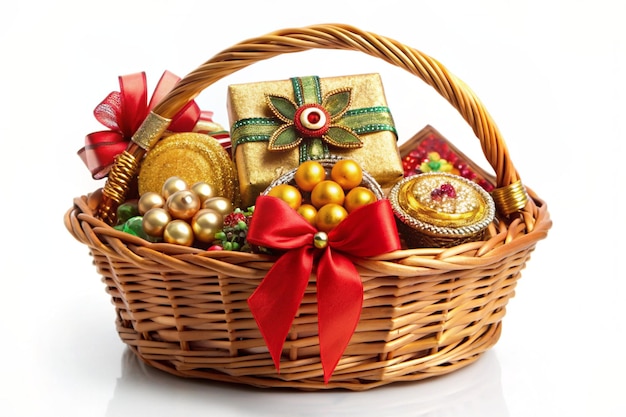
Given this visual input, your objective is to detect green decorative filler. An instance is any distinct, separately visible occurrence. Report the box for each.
[231,76,397,164]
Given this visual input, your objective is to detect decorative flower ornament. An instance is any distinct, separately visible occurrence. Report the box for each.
[230,76,397,164]
[266,88,363,151]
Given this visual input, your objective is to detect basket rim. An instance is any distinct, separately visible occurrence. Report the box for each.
[66,184,550,270]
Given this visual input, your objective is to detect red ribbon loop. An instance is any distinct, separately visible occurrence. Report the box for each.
[246,195,401,382]
[78,71,212,179]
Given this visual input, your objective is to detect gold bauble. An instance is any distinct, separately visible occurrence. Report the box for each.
[166,190,201,220]
[142,207,172,237]
[163,219,194,246]
[315,203,348,233]
[294,160,326,192]
[138,191,165,215]
[331,159,363,190]
[192,209,223,243]
[267,184,302,210]
[311,180,345,208]
[297,204,318,226]
[202,197,233,216]
[162,176,188,200]
[344,186,377,213]
[191,182,216,203]
[313,231,329,249]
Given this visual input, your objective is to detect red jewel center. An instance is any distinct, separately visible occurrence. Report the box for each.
[307,111,321,125]
[294,104,330,137]
[431,183,457,200]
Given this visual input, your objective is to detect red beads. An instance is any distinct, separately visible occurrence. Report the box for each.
[401,133,494,192]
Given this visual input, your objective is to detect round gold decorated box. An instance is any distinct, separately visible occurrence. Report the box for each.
[389,172,495,248]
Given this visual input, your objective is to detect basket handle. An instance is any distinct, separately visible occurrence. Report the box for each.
[97,23,528,223]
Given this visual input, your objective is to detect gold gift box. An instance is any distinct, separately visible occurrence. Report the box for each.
[227,73,404,207]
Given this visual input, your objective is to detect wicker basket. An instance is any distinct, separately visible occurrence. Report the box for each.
[64,24,551,390]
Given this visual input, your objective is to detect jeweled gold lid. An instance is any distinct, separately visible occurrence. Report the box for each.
[389,172,495,239]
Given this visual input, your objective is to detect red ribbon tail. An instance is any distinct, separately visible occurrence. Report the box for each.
[317,250,363,383]
[248,246,314,372]
[245,196,400,382]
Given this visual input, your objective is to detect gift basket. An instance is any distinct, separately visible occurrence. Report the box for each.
[64,24,551,390]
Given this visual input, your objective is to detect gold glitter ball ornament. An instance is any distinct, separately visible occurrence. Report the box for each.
[137,132,238,204]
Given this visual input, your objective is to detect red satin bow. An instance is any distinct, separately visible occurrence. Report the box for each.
[246,196,401,383]
[78,71,215,179]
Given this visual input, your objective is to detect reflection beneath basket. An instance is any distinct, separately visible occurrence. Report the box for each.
[106,348,509,417]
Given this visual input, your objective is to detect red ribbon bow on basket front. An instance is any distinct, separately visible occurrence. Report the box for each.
[78,71,224,179]
[246,195,401,383]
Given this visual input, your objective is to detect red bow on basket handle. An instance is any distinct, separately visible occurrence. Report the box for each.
[77,71,226,179]
[246,195,401,383]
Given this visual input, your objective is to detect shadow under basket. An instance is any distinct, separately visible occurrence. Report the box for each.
[64,24,551,390]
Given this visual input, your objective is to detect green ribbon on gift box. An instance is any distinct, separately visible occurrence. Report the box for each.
[231,76,397,164]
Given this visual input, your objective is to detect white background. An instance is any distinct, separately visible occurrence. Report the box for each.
[1,1,624,416]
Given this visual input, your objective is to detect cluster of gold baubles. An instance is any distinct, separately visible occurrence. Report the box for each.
[139,177,233,246]
[267,159,377,233]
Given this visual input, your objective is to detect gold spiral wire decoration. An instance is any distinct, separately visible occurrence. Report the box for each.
[96,150,139,224]
[491,180,528,216]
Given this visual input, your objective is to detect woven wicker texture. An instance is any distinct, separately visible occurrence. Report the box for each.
[65,23,551,390]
